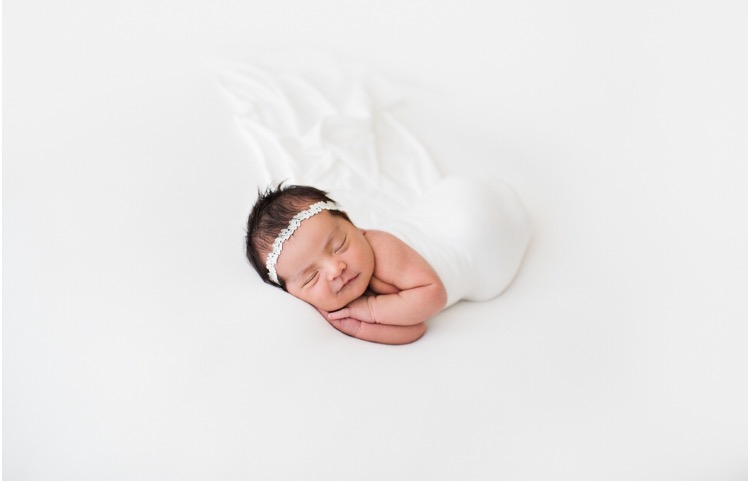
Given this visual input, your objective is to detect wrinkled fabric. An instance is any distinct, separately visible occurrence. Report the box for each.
[219,52,441,227]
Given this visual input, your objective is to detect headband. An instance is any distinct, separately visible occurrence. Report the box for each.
[266,201,340,285]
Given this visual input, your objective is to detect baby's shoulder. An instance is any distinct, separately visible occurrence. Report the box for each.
[363,228,441,288]
[362,229,403,250]
[362,229,416,262]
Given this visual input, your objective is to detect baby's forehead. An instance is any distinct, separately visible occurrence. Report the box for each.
[312,210,348,233]
[299,212,351,249]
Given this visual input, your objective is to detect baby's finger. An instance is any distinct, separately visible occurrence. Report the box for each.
[328,308,350,320]
[328,317,361,337]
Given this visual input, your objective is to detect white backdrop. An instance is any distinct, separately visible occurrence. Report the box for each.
[4,1,747,480]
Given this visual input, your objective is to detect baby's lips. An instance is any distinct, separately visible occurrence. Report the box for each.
[338,273,359,292]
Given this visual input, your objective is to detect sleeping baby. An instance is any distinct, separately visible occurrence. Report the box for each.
[245,176,533,345]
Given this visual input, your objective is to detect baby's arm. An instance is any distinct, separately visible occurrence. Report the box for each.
[328,230,447,326]
[330,318,426,345]
[317,307,426,345]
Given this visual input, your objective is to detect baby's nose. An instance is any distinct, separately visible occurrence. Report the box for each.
[327,259,346,280]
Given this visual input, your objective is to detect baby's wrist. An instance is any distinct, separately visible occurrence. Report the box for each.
[365,296,377,323]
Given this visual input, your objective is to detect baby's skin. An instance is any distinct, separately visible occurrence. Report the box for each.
[272,211,447,344]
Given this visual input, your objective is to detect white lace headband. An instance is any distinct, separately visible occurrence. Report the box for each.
[266,201,340,285]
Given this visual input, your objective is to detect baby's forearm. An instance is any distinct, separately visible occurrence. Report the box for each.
[354,321,426,345]
[327,282,447,326]
[368,283,446,326]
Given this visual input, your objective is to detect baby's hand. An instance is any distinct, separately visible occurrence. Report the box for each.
[327,296,376,323]
[316,306,363,338]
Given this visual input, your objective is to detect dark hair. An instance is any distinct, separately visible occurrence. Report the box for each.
[246,183,351,290]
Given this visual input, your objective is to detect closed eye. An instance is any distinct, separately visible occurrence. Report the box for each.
[334,236,347,253]
[303,271,319,287]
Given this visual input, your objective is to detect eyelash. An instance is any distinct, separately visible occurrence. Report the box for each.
[304,272,318,286]
[335,236,347,253]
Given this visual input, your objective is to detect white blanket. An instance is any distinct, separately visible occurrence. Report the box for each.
[219,52,442,227]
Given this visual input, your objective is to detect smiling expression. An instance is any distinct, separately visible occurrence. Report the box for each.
[272,211,375,312]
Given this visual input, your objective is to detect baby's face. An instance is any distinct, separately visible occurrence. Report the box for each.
[273,211,374,312]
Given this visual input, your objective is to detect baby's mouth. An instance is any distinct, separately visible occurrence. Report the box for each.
[341,273,359,291]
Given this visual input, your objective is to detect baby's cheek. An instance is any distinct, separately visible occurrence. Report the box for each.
[322,294,349,313]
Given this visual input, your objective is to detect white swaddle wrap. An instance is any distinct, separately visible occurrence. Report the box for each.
[220,53,531,308]
[380,175,531,307]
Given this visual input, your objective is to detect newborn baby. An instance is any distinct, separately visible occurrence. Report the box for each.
[246,177,532,345]
[246,184,444,345]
